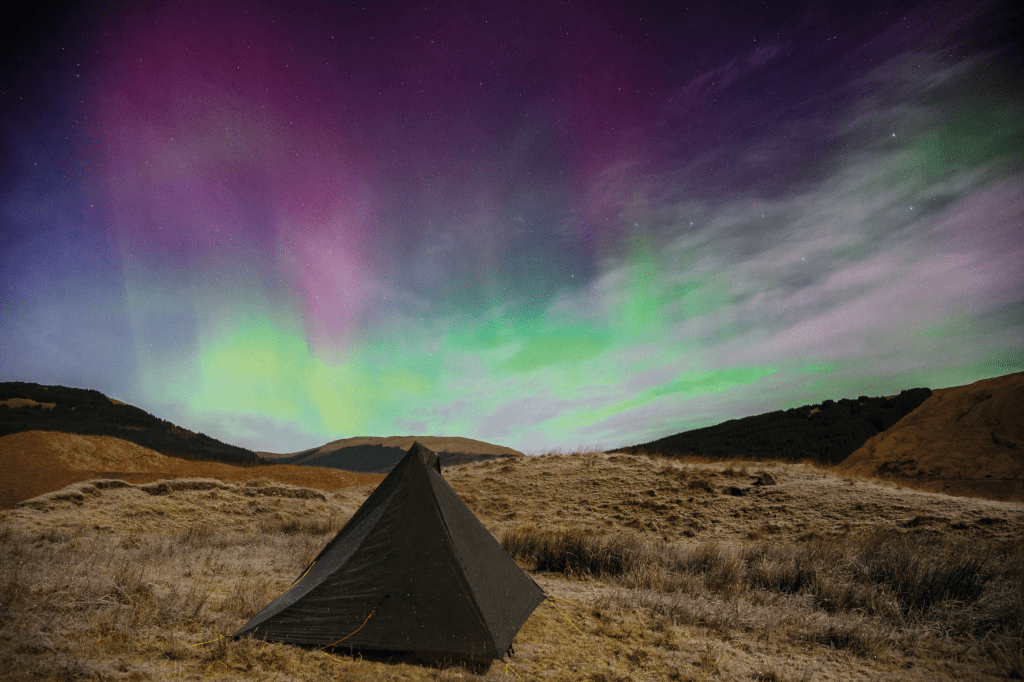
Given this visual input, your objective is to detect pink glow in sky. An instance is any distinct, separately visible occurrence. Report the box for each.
[2,0,1021,453]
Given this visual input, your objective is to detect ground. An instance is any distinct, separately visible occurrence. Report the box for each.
[1,452,1021,680]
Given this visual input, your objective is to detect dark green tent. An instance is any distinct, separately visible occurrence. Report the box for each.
[234,442,545,660]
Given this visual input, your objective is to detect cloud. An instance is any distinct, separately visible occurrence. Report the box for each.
[161,408,329,454]
[669,43,786,114]
[524,32,1024,450]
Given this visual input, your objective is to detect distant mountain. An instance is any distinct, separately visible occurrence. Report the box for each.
[839,372,1024,500]
[620,388,933,465]
[0,382,262,466]
[265,435,525,473]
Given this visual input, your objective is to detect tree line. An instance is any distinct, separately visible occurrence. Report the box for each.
[0,382,264,466]
[623,388,933,465]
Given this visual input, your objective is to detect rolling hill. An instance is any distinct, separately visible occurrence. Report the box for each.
[4,373,1021,508]
[839,371,1024,500]
[0,382,262,466]
[0,385,522,508]
[264,435,525,473]
[0,429,383,510]
[621,388,933,464]
[619,372,1023,502]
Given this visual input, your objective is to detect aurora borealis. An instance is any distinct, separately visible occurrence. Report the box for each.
[2,0,1021,454]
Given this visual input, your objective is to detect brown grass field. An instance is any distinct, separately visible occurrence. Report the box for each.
[2,451,1022,681]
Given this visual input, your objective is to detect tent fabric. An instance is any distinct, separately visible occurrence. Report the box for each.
[233,442,545,660]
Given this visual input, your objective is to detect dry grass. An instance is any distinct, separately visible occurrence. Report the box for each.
[1,453,1022,680]
[503,525,1023,658]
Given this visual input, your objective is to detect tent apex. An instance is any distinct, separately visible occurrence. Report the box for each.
[407,440,441,473]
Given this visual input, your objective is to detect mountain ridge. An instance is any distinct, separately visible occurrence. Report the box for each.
[263,435,525,473]
[0,382,262,466]
[620,388,934,464]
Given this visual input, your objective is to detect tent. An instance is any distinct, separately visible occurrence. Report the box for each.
[233,441,545,660]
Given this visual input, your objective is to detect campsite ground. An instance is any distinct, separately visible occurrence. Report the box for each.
[1,452,1022,681]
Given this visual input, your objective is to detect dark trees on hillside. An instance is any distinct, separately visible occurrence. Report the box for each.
[0,382,263,466]
[625,388,932,465]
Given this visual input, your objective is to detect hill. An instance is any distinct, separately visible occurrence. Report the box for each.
[0,429,383,510]
[839,372,1024,500]
[622,388,933,465]
[1,452,1021,680]
[266,435,525,473]
[0,382,262,466]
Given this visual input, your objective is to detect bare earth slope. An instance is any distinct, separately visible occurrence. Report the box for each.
[0,430,382,509]
[839,372,1024,500]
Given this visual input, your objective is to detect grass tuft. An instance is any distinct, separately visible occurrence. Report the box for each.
[225,575,274,620]
[503,523,1024,660]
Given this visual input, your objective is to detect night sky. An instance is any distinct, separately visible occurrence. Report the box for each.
[2,0,1021,454]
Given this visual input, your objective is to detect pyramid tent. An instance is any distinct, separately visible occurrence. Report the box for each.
[234,441,545,660]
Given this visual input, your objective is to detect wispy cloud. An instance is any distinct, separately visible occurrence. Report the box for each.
[669,43,787,114]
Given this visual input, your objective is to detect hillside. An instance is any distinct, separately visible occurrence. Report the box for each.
[0,430,383,510]
[839,372,1024,500]
[0,382,261,466]
[622,388,933,464]
[267,435,525,473]
[1,452,1021,680]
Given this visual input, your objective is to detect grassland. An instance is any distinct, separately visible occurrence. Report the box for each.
[1,452,1022,680]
